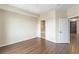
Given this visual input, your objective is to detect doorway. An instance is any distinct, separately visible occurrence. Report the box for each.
[70,18,77,42]
[41,20,45,39]
[70,21,77,34]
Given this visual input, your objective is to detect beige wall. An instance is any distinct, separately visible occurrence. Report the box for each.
[0,9,38,47]
[67,5,79,18]
[77,20,79,34]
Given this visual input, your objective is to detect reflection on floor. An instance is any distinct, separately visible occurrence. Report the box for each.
[0,34,79,54]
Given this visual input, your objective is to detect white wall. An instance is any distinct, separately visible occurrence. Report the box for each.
[0,9,38,47]
[40,11,56,42]
[46,11,56,42]
[39,10,70,43]
[36,18,41,38]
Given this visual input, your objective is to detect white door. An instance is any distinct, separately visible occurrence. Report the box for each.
[57,18,70,43]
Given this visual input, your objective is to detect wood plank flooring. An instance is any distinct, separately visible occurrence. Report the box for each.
[0,34,79,54]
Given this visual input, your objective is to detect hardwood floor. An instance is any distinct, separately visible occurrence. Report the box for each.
[0,34,79,54]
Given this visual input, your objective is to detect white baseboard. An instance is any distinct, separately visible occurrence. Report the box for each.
[0,37,37,47]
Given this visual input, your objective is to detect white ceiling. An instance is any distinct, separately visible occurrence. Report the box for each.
[9,4,75,15]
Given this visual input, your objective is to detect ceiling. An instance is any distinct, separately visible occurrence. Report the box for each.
[9,4,75,15]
